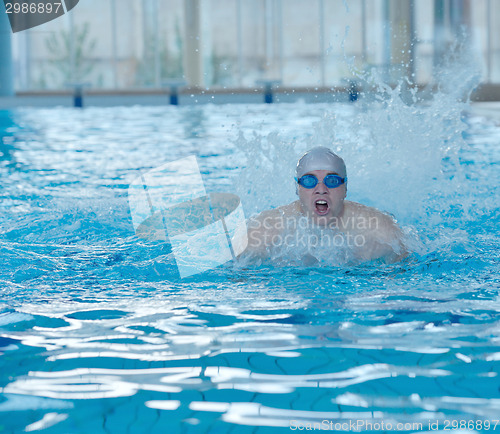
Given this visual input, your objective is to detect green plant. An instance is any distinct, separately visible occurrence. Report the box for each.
[136,19,183,86]
[45,22,97,85]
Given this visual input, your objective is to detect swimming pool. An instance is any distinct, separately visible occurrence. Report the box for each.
[0,91,499,432]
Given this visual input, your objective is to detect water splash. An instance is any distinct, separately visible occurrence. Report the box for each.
[234,50,481,220]
[232,46,484,263]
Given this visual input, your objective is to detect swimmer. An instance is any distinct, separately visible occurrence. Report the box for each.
[241,146,407,263]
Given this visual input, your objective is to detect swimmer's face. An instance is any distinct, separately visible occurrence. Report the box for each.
[297,170,346,223]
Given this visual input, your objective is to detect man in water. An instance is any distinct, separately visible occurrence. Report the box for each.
[242,147,407,263]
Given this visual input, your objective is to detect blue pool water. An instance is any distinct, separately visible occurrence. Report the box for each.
[0,93,499,433]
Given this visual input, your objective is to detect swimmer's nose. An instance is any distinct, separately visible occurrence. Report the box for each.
[315,180,328,193]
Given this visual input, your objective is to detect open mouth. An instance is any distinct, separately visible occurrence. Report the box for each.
[315,199,329,215]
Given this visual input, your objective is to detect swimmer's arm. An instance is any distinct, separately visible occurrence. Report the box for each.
[236,208,283,259]
[244,225,270,258]
[237,212,280,259]
[365,215,408,263]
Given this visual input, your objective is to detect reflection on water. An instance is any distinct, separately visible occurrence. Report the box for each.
[0,96,499,431]
[0,110,21,170]
[1,276,500,432]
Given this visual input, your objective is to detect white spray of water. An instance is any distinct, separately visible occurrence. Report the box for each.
[232,45,481,262]
[234,46,481,222]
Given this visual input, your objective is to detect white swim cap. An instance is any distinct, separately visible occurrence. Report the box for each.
[296,147,347,179]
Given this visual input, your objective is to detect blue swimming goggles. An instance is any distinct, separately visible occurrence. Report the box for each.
[296,174,346,189]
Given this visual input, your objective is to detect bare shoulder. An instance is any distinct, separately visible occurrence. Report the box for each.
[343,201,400,234]
[342,201,407,262]
[343,200,390,218]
